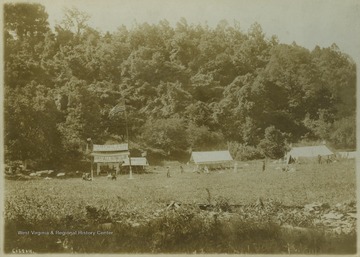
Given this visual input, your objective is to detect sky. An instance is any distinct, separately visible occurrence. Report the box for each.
[4,0,360,59]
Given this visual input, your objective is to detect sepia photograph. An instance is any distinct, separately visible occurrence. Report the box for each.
[2,0,359,255]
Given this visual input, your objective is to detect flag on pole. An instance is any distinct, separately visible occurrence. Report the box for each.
[109,100,126,117]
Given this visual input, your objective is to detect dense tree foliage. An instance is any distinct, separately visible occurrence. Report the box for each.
[4,4,356,168]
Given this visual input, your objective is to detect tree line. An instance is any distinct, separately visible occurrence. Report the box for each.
[4,3,356,169]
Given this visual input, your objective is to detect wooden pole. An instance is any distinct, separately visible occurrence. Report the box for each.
[124,105,133,179]
[91,157,94,180]
[87,138,94,181]
[97,163,100,175]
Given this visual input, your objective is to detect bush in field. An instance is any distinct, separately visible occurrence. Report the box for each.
[330,115,356,149]
[85,205,112,224]
[213,196,232,212]
[148,207,207,252]
[258,126,288,159]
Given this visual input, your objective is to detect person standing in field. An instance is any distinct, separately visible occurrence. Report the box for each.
[262,160,266,172]
[180,165,184,174]
[326,155,331,164]
[167,167,171,178]
[318,155,322,164]
[118,161,124,175]
[204,166,209,174]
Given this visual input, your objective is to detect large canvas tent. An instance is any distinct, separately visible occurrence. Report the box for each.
[91,143,130,175]
[285,145,333,164]
[190,151,233,171]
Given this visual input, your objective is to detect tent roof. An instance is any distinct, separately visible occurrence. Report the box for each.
[287,145,333,158]
[190,151,233,164]
[338,151,357,158]
[122,157,149,166]
[92,152,129,163]
[91,152,129,157]
[93,143,128,152]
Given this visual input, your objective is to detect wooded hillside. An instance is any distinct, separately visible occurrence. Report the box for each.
[4,3,356,168]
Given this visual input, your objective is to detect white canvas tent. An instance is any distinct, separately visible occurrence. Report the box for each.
[122,157,149,173]
[285,145,333,164]
[122,157,149,166]
[190,151,233,164]
[190,151,233,171]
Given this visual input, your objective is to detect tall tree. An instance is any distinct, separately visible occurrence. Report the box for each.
[140,118,189,156]
[4,3,62,168]
[4,3,50,41]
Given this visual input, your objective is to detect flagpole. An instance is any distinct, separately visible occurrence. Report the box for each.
[124,104,133,179]
[87,138,93,180]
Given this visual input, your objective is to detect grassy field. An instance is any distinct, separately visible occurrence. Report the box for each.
[5,159,356,213]
[4,159,357,254]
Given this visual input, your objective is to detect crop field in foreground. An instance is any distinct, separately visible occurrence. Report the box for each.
[4,159,357,254]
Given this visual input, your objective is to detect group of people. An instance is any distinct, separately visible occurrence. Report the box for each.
[107,172,117,180]
[194,166,209,174]
[82,173,92,181]
[82,172,117,181]
[317,155,333,164]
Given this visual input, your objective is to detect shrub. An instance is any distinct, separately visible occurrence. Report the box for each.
[258,126,288,159]
[85,205,112,224]
[330,115,356,149]
[228,141,264,161]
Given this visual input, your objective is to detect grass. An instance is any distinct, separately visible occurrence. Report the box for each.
[4,159,356,254]
[5,159,356,209]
